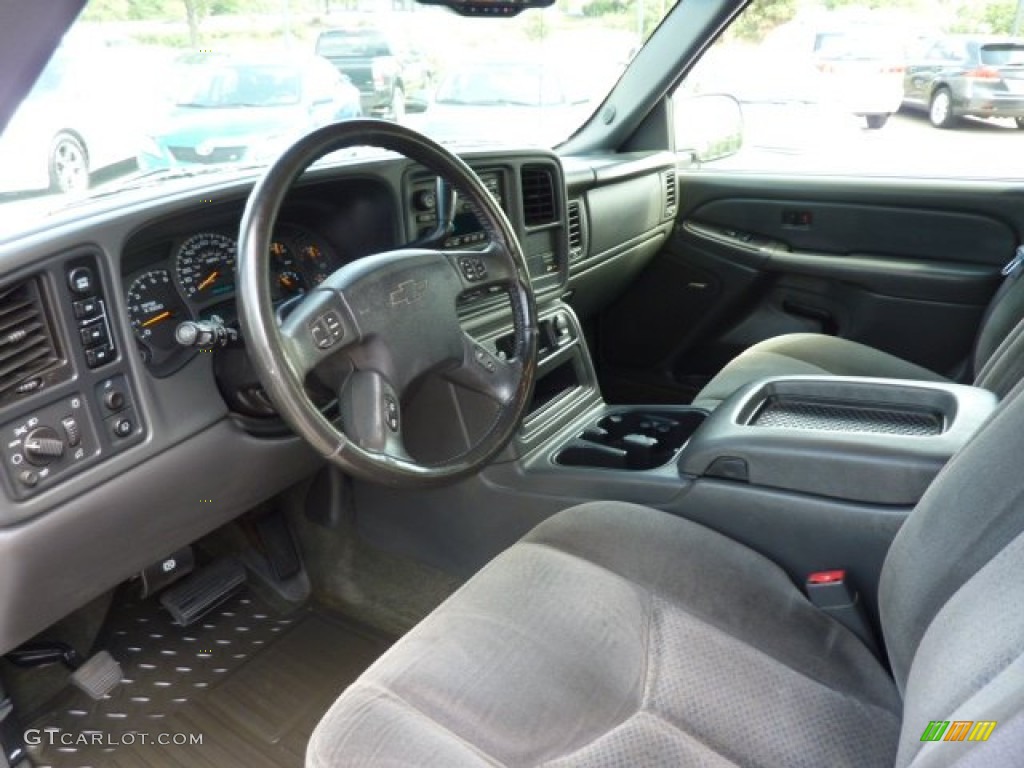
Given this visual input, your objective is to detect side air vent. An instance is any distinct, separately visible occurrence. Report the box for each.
[0,278,61,405]
[663,168,677,219]
[567,199,584,263]
[521,165,557,227]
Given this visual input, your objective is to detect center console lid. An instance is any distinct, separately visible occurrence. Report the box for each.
[679,376,998,505]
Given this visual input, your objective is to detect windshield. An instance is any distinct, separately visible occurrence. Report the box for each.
[0,0,669,231]
[436,65,557,107]
[174,62,303,108]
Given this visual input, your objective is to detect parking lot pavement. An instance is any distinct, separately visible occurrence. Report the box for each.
[723,105,1023,178]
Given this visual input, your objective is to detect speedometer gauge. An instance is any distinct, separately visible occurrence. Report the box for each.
[176,233,237,300]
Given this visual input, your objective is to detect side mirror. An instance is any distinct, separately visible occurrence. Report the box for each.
[674,93,743,164]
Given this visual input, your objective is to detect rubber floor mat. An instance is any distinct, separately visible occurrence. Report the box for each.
[27,590,392,768]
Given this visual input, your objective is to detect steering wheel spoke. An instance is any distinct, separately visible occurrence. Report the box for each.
[339,370,409,459]
[278,288,358,378]
[446,331,523,405]
[446,241,518,294]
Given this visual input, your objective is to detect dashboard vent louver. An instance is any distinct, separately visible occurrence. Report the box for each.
[567,200,584,262]
[664,168,677,219]
[521,165,557,227]
[0,278,60,402]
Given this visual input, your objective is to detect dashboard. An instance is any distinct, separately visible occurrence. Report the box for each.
[0,144,677,656]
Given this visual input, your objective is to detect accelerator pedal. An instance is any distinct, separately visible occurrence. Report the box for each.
[160,556,246,626]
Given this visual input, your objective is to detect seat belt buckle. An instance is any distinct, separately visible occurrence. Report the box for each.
[806,569,853,608]
[1001,245,1024,278]
[805,570,880,656]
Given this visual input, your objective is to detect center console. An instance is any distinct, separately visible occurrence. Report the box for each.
[677,376,998,506]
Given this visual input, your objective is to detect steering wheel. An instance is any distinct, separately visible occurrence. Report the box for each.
[237,120,538,487]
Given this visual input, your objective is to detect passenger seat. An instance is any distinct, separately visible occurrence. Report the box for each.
[692,250,1024,409]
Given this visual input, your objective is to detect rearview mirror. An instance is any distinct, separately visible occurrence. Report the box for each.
[674,93,744,164]
[415,0,554,17]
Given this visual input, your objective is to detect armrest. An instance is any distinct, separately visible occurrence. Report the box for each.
[678,376,998,505]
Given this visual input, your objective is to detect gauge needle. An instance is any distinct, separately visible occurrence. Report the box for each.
[280,275,294,288]
[142,310,172,327]
[197,270,219,292]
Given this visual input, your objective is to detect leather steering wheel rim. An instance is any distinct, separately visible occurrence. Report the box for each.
[237,119,538,488]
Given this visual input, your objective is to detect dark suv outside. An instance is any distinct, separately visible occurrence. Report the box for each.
[903,35,1024,128]
[315,27,432,121]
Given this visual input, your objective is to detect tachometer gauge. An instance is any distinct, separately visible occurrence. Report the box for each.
[270,240,306,299]
[126,269,190,353]
[176,232,237,300]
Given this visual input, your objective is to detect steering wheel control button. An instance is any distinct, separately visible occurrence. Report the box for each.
[384,395,399,432]
[310,319,331,349]
[473,345,497,373]
[67,267,95,295]
[323,311,343,340]
[310,311,344,350]
[61,417,81,447]
[458,256,488,282]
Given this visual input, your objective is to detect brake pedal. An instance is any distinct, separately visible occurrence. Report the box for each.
[6,643,122,701]
[159,556,246,626]
[69,651,122,700]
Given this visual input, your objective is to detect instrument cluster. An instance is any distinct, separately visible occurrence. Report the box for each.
[124,223,339,375]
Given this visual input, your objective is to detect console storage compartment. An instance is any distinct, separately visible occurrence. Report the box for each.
[680,376,998,505]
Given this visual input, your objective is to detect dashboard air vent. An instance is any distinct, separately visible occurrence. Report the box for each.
[664,168,677,219]
[567,200,584,262]
[521,165,557,227]
[0,278,60,403]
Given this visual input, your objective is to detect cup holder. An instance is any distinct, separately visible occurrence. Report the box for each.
[555,409,707,470]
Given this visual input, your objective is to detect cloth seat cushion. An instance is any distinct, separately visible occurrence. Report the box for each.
[307,501,901,767]
[692,333,948,410]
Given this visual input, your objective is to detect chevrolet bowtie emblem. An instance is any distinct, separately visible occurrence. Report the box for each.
[390,279,427,306]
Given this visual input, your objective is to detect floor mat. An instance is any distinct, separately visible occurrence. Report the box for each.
[27,589,392,768]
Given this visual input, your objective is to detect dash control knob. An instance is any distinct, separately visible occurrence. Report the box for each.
[23,426,65,466]
[103,390,126,411]
[413,189,437,211]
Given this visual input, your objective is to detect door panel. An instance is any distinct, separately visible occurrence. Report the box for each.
[596,173,1023,404]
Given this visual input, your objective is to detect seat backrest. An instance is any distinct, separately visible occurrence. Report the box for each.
[972,270,1024,389]
[880,377,1024,765]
